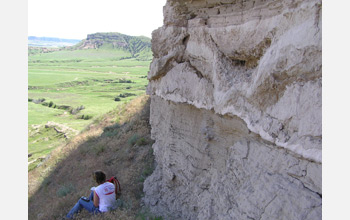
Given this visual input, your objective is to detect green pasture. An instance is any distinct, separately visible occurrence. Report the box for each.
[28,48,151,170]
[29,49,131,61]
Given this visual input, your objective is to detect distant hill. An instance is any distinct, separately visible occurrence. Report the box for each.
[28,36,82,47]
[72,32,152,59]
[28,32,152,60]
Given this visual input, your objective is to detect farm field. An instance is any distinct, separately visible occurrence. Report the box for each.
[28,47,151,170]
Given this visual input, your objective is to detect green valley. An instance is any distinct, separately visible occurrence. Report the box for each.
[28,32,152,171]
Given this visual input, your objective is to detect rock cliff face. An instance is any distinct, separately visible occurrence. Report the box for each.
[144,0,322,219]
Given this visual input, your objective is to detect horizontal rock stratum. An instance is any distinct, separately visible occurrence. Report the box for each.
[144,0,322,219]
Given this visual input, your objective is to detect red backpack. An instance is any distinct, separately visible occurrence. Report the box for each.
[107,176,121,199]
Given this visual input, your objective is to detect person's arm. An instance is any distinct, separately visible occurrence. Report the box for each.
[93,190,99,207]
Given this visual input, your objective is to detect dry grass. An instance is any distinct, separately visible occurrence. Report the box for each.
[28,95,158,220]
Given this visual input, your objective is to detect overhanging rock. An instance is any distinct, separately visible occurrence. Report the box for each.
[144,0,322,219]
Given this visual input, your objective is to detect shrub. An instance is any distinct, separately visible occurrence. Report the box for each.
[93,145,105,156]
[32,98,45,104]
[103,123,121,132]
[80,115,92,120]
[28,98,33,102]
[102,123,120,137]
[114,97,121,101]
[138,163,155,183]
[48,101,54,107]
[136,137,148,146]
[143,165,154,177]
[118,78,133,83]
[128,134,140,146]
[57,105,71,110]
[56,183,75,197]
[103,130,118,137]
[119,93,136,98]
[70,105,85,115]
[139,176,146,183]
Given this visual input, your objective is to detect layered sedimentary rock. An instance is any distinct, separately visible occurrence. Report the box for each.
[144,0,322,219]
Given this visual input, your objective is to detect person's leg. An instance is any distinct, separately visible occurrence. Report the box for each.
[79,198,100,214]
[88,190,94,201]
[66,198,100,219]
[66,199,83,219]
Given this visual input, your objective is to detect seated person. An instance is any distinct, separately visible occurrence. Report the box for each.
[66,170,116,219]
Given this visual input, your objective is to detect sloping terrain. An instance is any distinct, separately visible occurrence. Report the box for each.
[28,95,161,220]
[28,33,152,171]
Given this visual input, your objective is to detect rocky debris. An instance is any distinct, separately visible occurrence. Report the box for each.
[29,124,42,136]
[144,0,322,219]
[35,154,51,168]
[45,121,79,139]
[28,155,52,168]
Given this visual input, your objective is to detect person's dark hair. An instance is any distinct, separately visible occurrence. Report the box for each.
[93,170,106,184]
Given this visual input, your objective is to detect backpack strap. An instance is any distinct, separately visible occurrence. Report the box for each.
[107,176,121,199]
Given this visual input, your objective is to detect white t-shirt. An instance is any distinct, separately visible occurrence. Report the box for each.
[94,182,115,212]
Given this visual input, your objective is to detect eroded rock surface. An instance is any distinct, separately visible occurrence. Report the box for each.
[144,0,322,219]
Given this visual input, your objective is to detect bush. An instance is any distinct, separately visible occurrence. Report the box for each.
[119,93,136,98]
[118,78,133,83]
[56,183,75,197]
[80,115,92,120]
[48,101,54,107]
[136,137,148,146]
[28,98,33,102]
[103,130,118,137]
[32,98,45,104]
[128,134,140,146]
[139,166,154,183]
[57,105,71,110]
[93,145,105,156]
[114,97,121,101]
[103,123,121,132]
[70,105,85,115]
[102,123,120,137]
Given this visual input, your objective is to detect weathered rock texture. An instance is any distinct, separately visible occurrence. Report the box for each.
[144,0,322,219]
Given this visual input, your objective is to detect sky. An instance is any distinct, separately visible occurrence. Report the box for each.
[28,0,166,39]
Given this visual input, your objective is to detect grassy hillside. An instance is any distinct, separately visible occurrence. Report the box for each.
[72,32,152,60]
[28,33,153,171]
[28,95,161,220]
